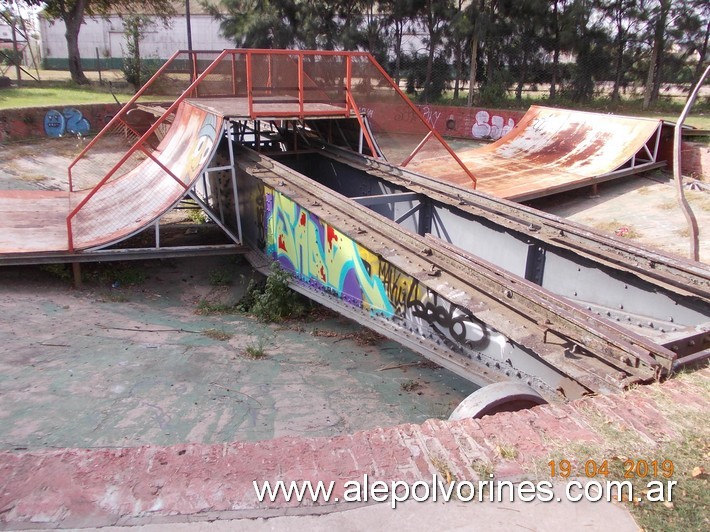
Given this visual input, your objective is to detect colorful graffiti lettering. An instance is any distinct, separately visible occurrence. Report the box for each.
[471,110,514,140]
[44,108,91,137]
[265,188,394,314]
[186,113,218,176]
[262,188,506,357]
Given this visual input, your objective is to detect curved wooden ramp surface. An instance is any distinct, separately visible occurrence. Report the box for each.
[0,102,223,254]
[409,106,666,201]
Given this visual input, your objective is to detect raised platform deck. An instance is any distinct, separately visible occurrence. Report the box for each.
[187,97,353,119]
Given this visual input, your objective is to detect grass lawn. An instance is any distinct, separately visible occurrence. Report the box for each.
[0,86,128,109]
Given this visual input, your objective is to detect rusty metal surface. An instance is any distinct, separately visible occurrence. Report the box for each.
[322,145,710,300]
[236,147,702,400]
[409,106,665,200]
[0,102,224,254]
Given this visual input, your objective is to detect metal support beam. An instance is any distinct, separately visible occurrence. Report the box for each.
[351,192,420,206]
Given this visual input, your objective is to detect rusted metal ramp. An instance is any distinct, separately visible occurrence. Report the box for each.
[0,100,245,263]
[407,106,668,201]
[2,49,707,409]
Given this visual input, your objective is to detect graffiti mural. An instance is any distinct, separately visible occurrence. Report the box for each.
[263,188,507,357]
[471,110,515,140]
[44,108,91,137]
[265,188,394,314]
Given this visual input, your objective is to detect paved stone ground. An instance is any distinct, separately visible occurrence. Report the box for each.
[531,173,710,263]
[1,368,706,529]
[0,259,476,452]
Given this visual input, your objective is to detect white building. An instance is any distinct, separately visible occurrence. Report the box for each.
[39,1,234,70]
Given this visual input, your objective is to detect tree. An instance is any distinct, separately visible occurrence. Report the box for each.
[121,15,153,89]
[382,0,422,86]
[499,0,549,101]
[598,0,642,101]
[418,0,454,102]
[641,0,671,109]
[38,0,175,85]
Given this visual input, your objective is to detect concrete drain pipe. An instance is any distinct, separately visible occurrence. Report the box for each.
[449,382,548,420]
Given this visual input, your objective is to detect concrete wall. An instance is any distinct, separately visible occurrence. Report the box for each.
[40,15,234,70]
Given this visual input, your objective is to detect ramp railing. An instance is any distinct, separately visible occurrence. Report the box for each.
[66,49,476,250]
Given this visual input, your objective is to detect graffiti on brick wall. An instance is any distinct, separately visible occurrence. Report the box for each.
[263,188,505,355]
[419,105,442,129]
[471,110,515,140]
[44,108,91,137]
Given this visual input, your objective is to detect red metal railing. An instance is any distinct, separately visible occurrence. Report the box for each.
[66,49,232,251]
[65,49,476,251]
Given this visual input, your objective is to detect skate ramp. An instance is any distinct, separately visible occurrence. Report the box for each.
[0,101,223,254]
[409,106,666,201]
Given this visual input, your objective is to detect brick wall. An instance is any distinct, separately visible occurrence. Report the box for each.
[681,141,710,181]
[0,103,122,143]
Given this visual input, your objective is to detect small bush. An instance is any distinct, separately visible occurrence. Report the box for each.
[238,263,307,323]
[195,300,237,315]
[400,379,420,392]
[208,268,232,286]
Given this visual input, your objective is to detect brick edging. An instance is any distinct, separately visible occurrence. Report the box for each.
[1,368,706,529]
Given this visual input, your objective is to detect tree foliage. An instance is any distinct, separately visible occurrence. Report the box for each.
[34,0,706,106]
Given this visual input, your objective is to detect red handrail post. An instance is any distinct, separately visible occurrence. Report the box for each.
[231,51,237,96]
[246,50,254,118]
[298,53,305,119]
[345,55,352,117]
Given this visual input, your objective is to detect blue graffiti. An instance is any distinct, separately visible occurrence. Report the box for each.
[44,108,91,137]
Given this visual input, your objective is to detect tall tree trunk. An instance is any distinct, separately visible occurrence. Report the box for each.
[643,35,659,110]
[643,0,669,110]
[394,23,403,86]
[516,48,529,101]
[424,39,435,102]
[453,44,462,100]
[467,32,479,106]
[612,28,624,102]
[484,0,497,88]
[692,19,710,87]
[63,0,90,85]
[467,5,483,107]
[550,0,560,100]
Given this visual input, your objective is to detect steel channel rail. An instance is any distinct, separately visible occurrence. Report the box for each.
[319,145,710,300]
[237,148,681,392]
